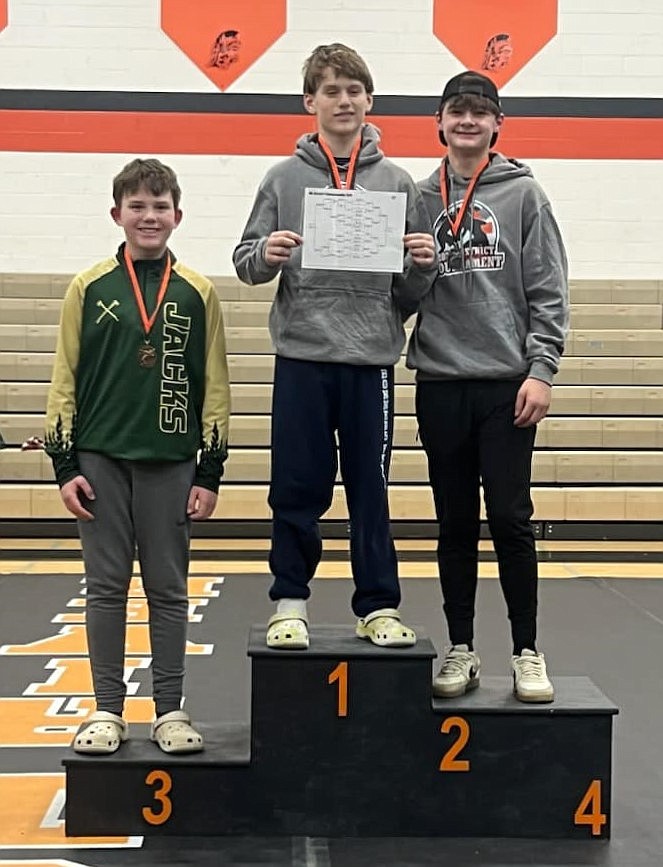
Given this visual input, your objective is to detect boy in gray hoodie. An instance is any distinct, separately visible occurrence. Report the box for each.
[407,71,569,702]
[233,43,436,650]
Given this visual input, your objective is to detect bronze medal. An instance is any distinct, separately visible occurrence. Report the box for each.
[138,343,157,368]
[124,246,172,370]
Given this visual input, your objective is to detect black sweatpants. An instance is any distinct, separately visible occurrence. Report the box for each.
[268,355,400,618]
[415,379,538,654]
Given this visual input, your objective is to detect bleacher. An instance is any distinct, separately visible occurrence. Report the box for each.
[2,275,663,531]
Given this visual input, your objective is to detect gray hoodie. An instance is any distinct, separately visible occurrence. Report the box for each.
[406,154,569,384]
[233,124,436,366]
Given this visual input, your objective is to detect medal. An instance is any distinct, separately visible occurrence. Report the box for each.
[137,342,158,368]
[123,245,171,368]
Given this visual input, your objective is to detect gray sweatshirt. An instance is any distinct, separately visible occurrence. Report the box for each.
[406,154,569,384]
[233,124,436,366]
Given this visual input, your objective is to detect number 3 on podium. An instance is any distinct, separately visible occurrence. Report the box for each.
[143,769,173,825]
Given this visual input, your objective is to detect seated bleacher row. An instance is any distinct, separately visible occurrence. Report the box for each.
[2,275,663,526]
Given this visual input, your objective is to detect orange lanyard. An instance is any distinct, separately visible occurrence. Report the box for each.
[439,157,490,239]
[123,245,172,338]
[318,134,361,189]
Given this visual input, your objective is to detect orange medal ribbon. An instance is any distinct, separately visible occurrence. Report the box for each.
[124,246,172,368]
[124,245,172,337]
[318,134,362,190]
[439,156,491,239]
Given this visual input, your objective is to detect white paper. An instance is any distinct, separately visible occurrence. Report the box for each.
[301,188,407,273]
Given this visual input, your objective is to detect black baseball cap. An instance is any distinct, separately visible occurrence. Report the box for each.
[439,70,501,112]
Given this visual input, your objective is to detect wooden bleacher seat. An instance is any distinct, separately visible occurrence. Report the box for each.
[5,447,663,485]
[4,322,663,357]
[2,297,661,330]
[3,383,663,423]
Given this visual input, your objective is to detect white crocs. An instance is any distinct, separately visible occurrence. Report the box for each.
[356,608,417,647]
[151,710,204,754]
[266,611,309,649]
[73,711,128,755]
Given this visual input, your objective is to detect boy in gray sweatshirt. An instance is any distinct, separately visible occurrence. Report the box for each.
[234,43,436,650]
[407,71,569,702]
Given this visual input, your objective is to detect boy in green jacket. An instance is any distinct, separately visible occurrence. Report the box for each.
[46,158,230,753]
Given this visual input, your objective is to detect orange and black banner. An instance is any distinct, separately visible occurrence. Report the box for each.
[161,0,286,91]
[1,91,662,159]
[433,0,559,89]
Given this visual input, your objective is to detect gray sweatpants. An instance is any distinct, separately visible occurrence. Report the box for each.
[77,451,195,718]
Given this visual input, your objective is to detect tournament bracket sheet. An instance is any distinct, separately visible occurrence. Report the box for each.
[301,188,407,273]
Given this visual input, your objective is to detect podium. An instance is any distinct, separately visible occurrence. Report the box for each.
[63,626,617,838]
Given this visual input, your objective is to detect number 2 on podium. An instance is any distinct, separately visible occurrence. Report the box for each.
[328,661,348,717]
[439,716,470,772]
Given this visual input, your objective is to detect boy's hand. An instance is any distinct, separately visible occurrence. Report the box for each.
[403,233,436,268]
[514,378,552,427]
[264,231,303,266]
[60,475,95,521]
[187,486,218,521]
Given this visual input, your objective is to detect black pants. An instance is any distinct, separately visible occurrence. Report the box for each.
[416,379,538,654]
[268,356,400,618]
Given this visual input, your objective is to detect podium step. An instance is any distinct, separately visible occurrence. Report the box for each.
[424,676,618,838]
[64,629,617,839]
[64,722,253,835]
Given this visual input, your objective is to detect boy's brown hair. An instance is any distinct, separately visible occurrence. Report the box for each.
[442,93,501,118]
[112,158,182,209]
[302,43,374,96]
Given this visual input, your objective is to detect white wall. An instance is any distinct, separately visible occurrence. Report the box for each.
[0,0,661,277]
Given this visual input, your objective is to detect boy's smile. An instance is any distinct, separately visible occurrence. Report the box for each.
[439,105,502,156]
[111,185,182,260]
[304,68,373,153]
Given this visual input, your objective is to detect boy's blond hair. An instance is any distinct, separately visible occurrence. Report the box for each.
[302,43,374,96]
[112,158,182,209]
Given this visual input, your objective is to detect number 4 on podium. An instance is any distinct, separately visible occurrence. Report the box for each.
[574,779,607,836]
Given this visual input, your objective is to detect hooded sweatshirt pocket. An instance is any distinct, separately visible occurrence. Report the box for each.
[272,285,403,364]
[412,290,528,378]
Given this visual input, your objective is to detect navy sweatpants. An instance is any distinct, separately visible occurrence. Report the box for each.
[268,355,400,618]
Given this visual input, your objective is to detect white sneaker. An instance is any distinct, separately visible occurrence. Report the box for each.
[512,649,554,703]
[432,644,480,698]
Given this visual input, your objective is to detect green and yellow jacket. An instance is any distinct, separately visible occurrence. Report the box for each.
[45,244,230,492]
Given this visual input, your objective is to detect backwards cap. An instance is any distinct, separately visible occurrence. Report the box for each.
[440,70,501,111]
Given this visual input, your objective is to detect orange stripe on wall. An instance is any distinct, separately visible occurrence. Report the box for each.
[0,111,662,159]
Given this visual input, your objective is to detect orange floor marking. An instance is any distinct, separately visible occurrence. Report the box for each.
[0,697,154,747]
[0,625,213,656]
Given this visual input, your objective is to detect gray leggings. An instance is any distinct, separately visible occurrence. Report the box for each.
[77,451,195,718]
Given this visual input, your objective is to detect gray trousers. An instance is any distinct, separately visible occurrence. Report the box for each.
[77,451,195,718]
